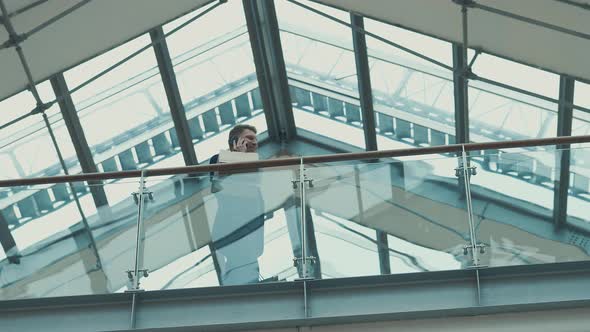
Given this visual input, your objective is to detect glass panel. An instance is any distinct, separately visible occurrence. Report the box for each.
[0,90,35,121]
[388,233,460,274]
[139,166,299,289]
[571,112,590,224]
[568,146,590,226]
[468,148,590,267]
[0,82,78,180]
[575,81,590,110]
[305,156,470,279]
[365,19,454,149]
[471,54,560,99]
[573,109,590,137]
[289,104,366,149]
[277,0,364,147]
[310,209,379,278]
[469,80,558,142]
[0,180,140,300]
[163,2,247,49]
[164,1,267,162]
[365,19,453,69]
[64,35,181,171]
[369,58,455,149]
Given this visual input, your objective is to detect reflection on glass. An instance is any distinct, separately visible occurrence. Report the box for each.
[139,167,298,289]
[0,180,140,300]
[388,234,460,273]
[141,245,218,290]
[306,158,470,279]
[468,149,590,267]
[312,210,379,278]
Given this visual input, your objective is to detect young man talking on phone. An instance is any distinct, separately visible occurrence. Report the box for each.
[209,124,258,164]
[209,124,265,286]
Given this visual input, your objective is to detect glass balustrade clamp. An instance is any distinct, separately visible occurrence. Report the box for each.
[126,172,153,292]
[459,145,487,268]
[293,158,316,281]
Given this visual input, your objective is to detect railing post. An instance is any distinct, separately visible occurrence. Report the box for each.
[126,170,153,328]
[458,145,485,268]
[291,157,316,318]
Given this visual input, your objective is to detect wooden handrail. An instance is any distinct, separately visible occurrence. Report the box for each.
[0,135,589,187]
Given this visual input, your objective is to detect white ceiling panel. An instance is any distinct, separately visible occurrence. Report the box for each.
[4,0,42,14]
[0,0,212,102]
[565,0,590,6]
[314,0,590,82]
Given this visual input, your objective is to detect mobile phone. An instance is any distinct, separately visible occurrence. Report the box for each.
[229,135,239,147]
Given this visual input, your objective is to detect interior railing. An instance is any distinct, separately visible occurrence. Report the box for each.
[0,134,589,300]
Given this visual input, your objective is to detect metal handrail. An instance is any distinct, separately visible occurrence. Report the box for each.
[1,134,589,187]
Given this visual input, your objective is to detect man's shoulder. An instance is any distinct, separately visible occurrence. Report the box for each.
[209,154,219,164]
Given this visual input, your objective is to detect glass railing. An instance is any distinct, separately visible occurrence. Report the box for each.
[0,180,140,299]
[305,156,470,278]
[468,147,590,267]
[1,137,589,301]
[138,166,299,290]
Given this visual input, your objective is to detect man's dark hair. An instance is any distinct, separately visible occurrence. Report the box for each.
[228,124,257,149]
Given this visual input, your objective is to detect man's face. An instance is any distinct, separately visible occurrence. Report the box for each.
[239,129,258,152]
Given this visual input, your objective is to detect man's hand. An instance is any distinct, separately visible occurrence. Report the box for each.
[233,136,248,152]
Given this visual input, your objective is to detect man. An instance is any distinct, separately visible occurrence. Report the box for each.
[209,124,258,164]
[209,124,264,285]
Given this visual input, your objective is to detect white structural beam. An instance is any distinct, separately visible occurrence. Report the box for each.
[0,0,213,102]
[313,0,590,83]
[1,261,589,331]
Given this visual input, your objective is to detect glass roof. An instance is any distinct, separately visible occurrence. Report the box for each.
[0,0,589,302]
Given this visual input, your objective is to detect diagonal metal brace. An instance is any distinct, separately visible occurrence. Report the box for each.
[30,101,53,115]
[1,32,26,48]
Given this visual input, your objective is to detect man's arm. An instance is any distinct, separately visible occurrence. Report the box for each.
[209,154,219,180]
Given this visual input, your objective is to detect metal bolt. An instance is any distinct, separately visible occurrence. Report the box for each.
[479,244,486,254]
